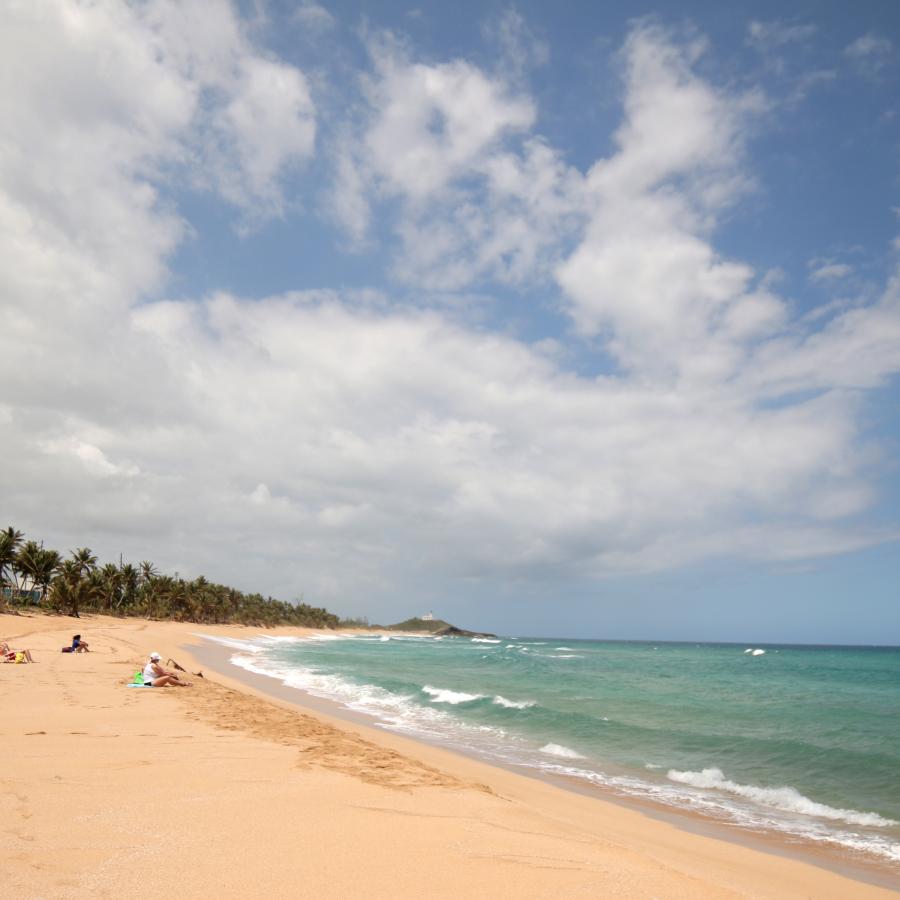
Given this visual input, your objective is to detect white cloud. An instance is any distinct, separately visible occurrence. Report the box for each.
[482,8,549,78]
[362,40,535,201]
[291,2,336,32]
[328,33,584,288]
[557,23,774,380]
[747,20,817,51]
[844,33,893,78]
[1,9,900,612]
[809,261,852,282]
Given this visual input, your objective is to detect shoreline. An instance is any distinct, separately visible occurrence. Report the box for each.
[4,612,898,899]
[189,632,900,893]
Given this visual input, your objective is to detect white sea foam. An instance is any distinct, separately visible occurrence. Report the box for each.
[195,633,267,653]
[493,695,536,710]
[529,761,900,864]
[422,685,484,704]
[540,743,586,759]
[257,635,307,644]
[667,768,898,828]
[555,647,575,651]
[223,652,509,749]
[471,638,501,643]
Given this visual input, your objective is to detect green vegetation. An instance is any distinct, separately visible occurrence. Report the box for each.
[0,525,340,628]
[385,617,454,633]
[385,617,496,638]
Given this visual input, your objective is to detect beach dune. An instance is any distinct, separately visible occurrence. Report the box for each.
[2,613,896,899]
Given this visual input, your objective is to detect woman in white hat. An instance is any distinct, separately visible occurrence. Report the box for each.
[143,652,191,687]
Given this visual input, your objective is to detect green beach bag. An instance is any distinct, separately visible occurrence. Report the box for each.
[133,671,143,685]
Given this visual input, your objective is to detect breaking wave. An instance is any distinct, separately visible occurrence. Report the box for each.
[667,768,897,828]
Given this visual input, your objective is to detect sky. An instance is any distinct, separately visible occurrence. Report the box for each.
[1,0,899,643]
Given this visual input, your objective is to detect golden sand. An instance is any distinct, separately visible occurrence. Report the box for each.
[2,613,896,899]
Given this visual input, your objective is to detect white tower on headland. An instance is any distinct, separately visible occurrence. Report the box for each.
[421,611,434,621]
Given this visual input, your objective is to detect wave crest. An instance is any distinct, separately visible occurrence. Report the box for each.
[667,768,897,828]
[422,685,484,704]
[493,695,536,709]
[540,743,585,759]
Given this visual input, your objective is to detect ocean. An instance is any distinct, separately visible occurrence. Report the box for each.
[203,632,900,869]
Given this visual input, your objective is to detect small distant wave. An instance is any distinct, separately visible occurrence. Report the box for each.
[423,685,484,704]
[667,768,897,828]
[540,743,586,759]
[257,635,306,644]
[743,648,766,656]
[493,695,536,710]
[471,638,501,644]
[555,646,575,651]
[545,653,582,659]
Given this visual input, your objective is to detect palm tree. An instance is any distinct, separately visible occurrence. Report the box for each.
[118,562,139,612]
[139,560,158,584]
[98,562,121,611]
[33,548,61,602]
[71,547,98,580]
[14,540,43,602]
[0,526,24,597]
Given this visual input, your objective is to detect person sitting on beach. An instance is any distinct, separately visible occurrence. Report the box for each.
[2,641,34,663]
[142,652,191,687]
[71,634,89,653]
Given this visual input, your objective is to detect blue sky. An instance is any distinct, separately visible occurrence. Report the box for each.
[1,1,899,642]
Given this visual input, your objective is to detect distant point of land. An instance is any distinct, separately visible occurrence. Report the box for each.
[385,617,496,639]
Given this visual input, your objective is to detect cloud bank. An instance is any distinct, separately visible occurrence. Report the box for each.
[1,3,899,610]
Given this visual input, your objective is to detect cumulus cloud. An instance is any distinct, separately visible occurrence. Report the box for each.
[557,24,774,380]
[1,6,900,611]
[328,31,584,288]
[139,0,317,217]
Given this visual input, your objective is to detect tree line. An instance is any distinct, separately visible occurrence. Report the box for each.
[0,526,340,628]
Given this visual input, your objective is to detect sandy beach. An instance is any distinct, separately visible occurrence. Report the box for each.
[2,612,897,899]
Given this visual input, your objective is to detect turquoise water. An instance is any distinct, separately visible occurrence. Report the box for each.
[209,633,900,866]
